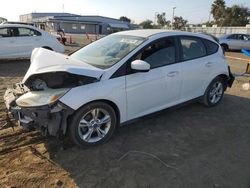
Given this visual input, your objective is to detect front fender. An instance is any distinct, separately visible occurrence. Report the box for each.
[59,77,127,123]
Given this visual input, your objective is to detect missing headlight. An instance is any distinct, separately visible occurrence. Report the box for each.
[25,72,99,91]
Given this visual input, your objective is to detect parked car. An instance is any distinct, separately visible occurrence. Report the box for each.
[219,33,250,51]
[4,30,234,147]
[0,24,65,59]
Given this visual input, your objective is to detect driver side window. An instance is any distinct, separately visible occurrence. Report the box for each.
[135,37,176,69]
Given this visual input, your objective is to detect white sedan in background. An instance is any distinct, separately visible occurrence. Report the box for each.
[0,24,65,59]
[4,30,234,147]
[219,33,250,51]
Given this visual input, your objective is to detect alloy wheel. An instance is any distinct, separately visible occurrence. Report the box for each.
[209,81,223,104]
[78,108,111,143]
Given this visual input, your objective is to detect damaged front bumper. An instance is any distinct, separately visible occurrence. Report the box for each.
[4,84,74,137]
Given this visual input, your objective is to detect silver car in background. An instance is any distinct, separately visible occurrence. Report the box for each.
[219,34,250,51]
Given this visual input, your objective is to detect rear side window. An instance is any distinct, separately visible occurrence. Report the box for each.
[203,39,219,55]
[17,27,41,37]
[180,37,206,61]
[243,35,250,41]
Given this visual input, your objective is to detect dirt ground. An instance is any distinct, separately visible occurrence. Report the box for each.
[0,41,250,188]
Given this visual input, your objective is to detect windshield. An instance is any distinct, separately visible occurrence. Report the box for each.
[71,34,146,69]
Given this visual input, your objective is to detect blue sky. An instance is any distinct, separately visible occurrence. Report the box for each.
[1,0,250,24]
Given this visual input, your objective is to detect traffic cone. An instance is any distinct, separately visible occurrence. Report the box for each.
[86,33,89,40]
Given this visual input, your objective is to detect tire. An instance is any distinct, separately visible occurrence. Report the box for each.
[203,77,226,107]
[221,44,228,52]
[69,102,117,147]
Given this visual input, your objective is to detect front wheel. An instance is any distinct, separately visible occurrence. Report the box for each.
[203,77,225,107]
[69,102,117,147]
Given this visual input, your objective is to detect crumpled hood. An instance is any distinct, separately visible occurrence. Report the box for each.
[22,48,104,83]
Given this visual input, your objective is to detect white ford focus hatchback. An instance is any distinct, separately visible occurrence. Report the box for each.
[4,30,234,147]
[0,24,65,59]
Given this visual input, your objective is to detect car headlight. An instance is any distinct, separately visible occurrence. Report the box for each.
[16,88,70,107]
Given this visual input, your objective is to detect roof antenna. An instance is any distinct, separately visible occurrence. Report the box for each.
[62,4,65,13]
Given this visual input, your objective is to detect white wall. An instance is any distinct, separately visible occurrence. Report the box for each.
[186,27,250,37]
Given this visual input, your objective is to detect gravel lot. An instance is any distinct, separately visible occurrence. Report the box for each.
[0,42,250,188]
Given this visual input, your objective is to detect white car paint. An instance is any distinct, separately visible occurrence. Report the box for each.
[181,53,228,102]
[19,30,231,124]
[23,48,103,83]
[0,24,65,59]
[60,30,229,123]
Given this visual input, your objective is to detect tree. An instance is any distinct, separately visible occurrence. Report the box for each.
[211,0,250,26]
[172,16,188,30]
[119,16,131,23]
[211,0,226,26]
[139,20,154,29]
[156,13,171,28]
[224,5,250,26]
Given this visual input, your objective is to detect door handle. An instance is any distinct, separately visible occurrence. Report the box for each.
[167,71,179,77]
[205,62,213,67]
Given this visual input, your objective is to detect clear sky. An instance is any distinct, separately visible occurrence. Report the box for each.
[1,0,250,24]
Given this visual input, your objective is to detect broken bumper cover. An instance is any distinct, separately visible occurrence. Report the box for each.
[4,85,74,136]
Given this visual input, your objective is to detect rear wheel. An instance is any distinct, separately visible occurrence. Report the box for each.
[221,44,228,52]
[203,77,225,107]
[69,102,117,147]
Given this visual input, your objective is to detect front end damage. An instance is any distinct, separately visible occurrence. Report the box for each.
[5,87,74,136]
[4,48,103,137]
[4,79,75,137]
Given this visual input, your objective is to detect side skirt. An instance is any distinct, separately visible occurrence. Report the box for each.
[120,96,203,126]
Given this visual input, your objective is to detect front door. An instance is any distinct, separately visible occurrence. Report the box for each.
[126,37,182,120]
[0,27,15,59]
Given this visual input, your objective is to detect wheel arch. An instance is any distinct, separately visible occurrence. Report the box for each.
[66,99,121,132]
[42,46,53,51]
[220,43,229,51]
[217,74,229,89]
[203,72,229,94]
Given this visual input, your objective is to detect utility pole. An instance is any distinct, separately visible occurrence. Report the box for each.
[172,7,176,30]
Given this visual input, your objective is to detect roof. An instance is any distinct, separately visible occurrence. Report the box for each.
[0,24,39,30]
[31,14,132,25]
[113,29,216,41]
[2,21,34,25]
[108,23,129,29]
[113,29,169,38]
[21,12,80,17]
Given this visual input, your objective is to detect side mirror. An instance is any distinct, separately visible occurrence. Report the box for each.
[131,60,150,72]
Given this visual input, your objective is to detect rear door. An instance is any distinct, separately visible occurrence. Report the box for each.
[226,34,242,50]
[178,36,216,101]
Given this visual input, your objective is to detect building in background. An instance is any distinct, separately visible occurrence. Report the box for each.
[0,17,7,23]
[20,13,138,35]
